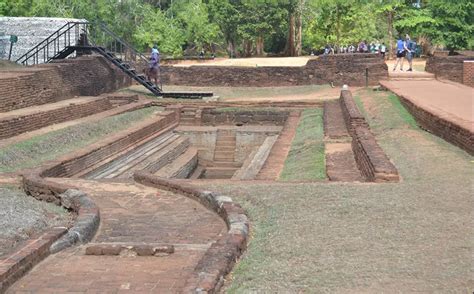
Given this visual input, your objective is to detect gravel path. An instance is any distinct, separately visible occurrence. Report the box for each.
[0,186,71,258]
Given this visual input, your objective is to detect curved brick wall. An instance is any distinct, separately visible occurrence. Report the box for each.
[160,54,388,87]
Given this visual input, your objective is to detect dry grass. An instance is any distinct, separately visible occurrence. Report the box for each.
[196,88,473,292]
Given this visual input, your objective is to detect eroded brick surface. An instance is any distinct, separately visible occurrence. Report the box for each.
[7,180,226,293]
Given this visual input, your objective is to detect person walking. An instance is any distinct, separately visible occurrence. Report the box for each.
[392,36,406,71]
[405,36,416,71]
[380,42,387,59]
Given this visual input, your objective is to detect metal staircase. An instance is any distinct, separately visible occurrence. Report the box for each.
[15,21,212,99]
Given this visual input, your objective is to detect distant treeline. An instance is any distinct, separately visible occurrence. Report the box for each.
[1,0,472,57]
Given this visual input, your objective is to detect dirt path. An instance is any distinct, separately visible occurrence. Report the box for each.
[8,180,226,293]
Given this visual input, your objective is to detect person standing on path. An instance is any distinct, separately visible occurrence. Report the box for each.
[380,42,387,59]
[405,36,416,71]
[393,36,406,71]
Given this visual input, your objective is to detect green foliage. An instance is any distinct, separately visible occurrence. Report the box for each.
[133,4,186,55]
[1,0,472,55]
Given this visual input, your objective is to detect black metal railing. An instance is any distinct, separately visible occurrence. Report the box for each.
[16,21,89,65]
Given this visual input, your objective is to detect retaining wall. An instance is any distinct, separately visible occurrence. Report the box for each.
[425,54,474,84]
[201,109,290,126]
[393,91,474,155]
[40,111,178,178]
[339,90,399,182]
[463,61,474,87]
[0,56,132,112]
[133,173,248,293]
[160,54,388,87]
[0,95,125,140]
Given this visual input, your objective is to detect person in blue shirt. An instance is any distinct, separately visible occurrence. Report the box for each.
[405,36,416,72]
[392,36,406,71]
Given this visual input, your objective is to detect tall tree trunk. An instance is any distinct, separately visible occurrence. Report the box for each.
[336,4,340,47]
[388,11,393,59]
[227,39,236,58]
[242,39,252,57]
[256,34,265,56]
[287,13,296,56]
[295,9,302,56]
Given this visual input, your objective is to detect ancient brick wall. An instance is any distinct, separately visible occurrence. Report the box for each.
[425,55,474,84]
[339,90,399,182]
[0,56,131,112]
[159,54,388,87]
[41,111,178,178]
[0,96,115,140]
[201,109,290,126]
[463,61,474,87]
[395,93,473,155]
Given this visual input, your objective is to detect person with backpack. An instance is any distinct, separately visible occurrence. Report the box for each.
[392,36,406,71]
[405,36,416,71]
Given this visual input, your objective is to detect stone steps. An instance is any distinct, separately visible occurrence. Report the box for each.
[85,133,190,179]
[155,147,198,179]
[203,167,238,179]
[214,130,236,162]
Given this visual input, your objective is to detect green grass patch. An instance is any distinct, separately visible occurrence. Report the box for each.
[279,108,325,181]
[0,107,161,173]
[385,93,418,129]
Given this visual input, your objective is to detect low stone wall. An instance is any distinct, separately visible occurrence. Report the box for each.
[0,56,132,113]
[133,172,248,293]
[0,227,66,293]
[0,175,100,293]
[202,109,290,126]
[40,111,178,178]
[425,54,474,84]
[340,90,399,182]
[392,91,474,155]
[0,95,125,140]
[159,54,388,87]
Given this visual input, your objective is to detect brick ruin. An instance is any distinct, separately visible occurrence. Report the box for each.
[160,53,388,87]
[425,54,474,85]
[0,51,403,293]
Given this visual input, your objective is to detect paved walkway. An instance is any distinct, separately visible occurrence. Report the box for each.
[380,79,474,131]
[8,180,226,293]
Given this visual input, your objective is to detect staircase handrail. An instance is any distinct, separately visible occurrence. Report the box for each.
[92,22,149,64]
[16,21,89,64]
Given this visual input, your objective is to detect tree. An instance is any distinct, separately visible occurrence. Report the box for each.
[133,4,186,56]
[207,0,241,57]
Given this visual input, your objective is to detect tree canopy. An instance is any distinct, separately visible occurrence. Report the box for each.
[1,0,472,56]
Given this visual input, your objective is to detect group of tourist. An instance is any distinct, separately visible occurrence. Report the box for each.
[318,41,387,58]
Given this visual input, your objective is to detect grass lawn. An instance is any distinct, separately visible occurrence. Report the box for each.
[279,108,325,181]
[196,88,473,292]
[0,107,161,173]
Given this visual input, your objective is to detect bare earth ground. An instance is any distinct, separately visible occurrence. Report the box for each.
[0,185,71,258]
[194,88,473,292]
[126,84,344,102]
